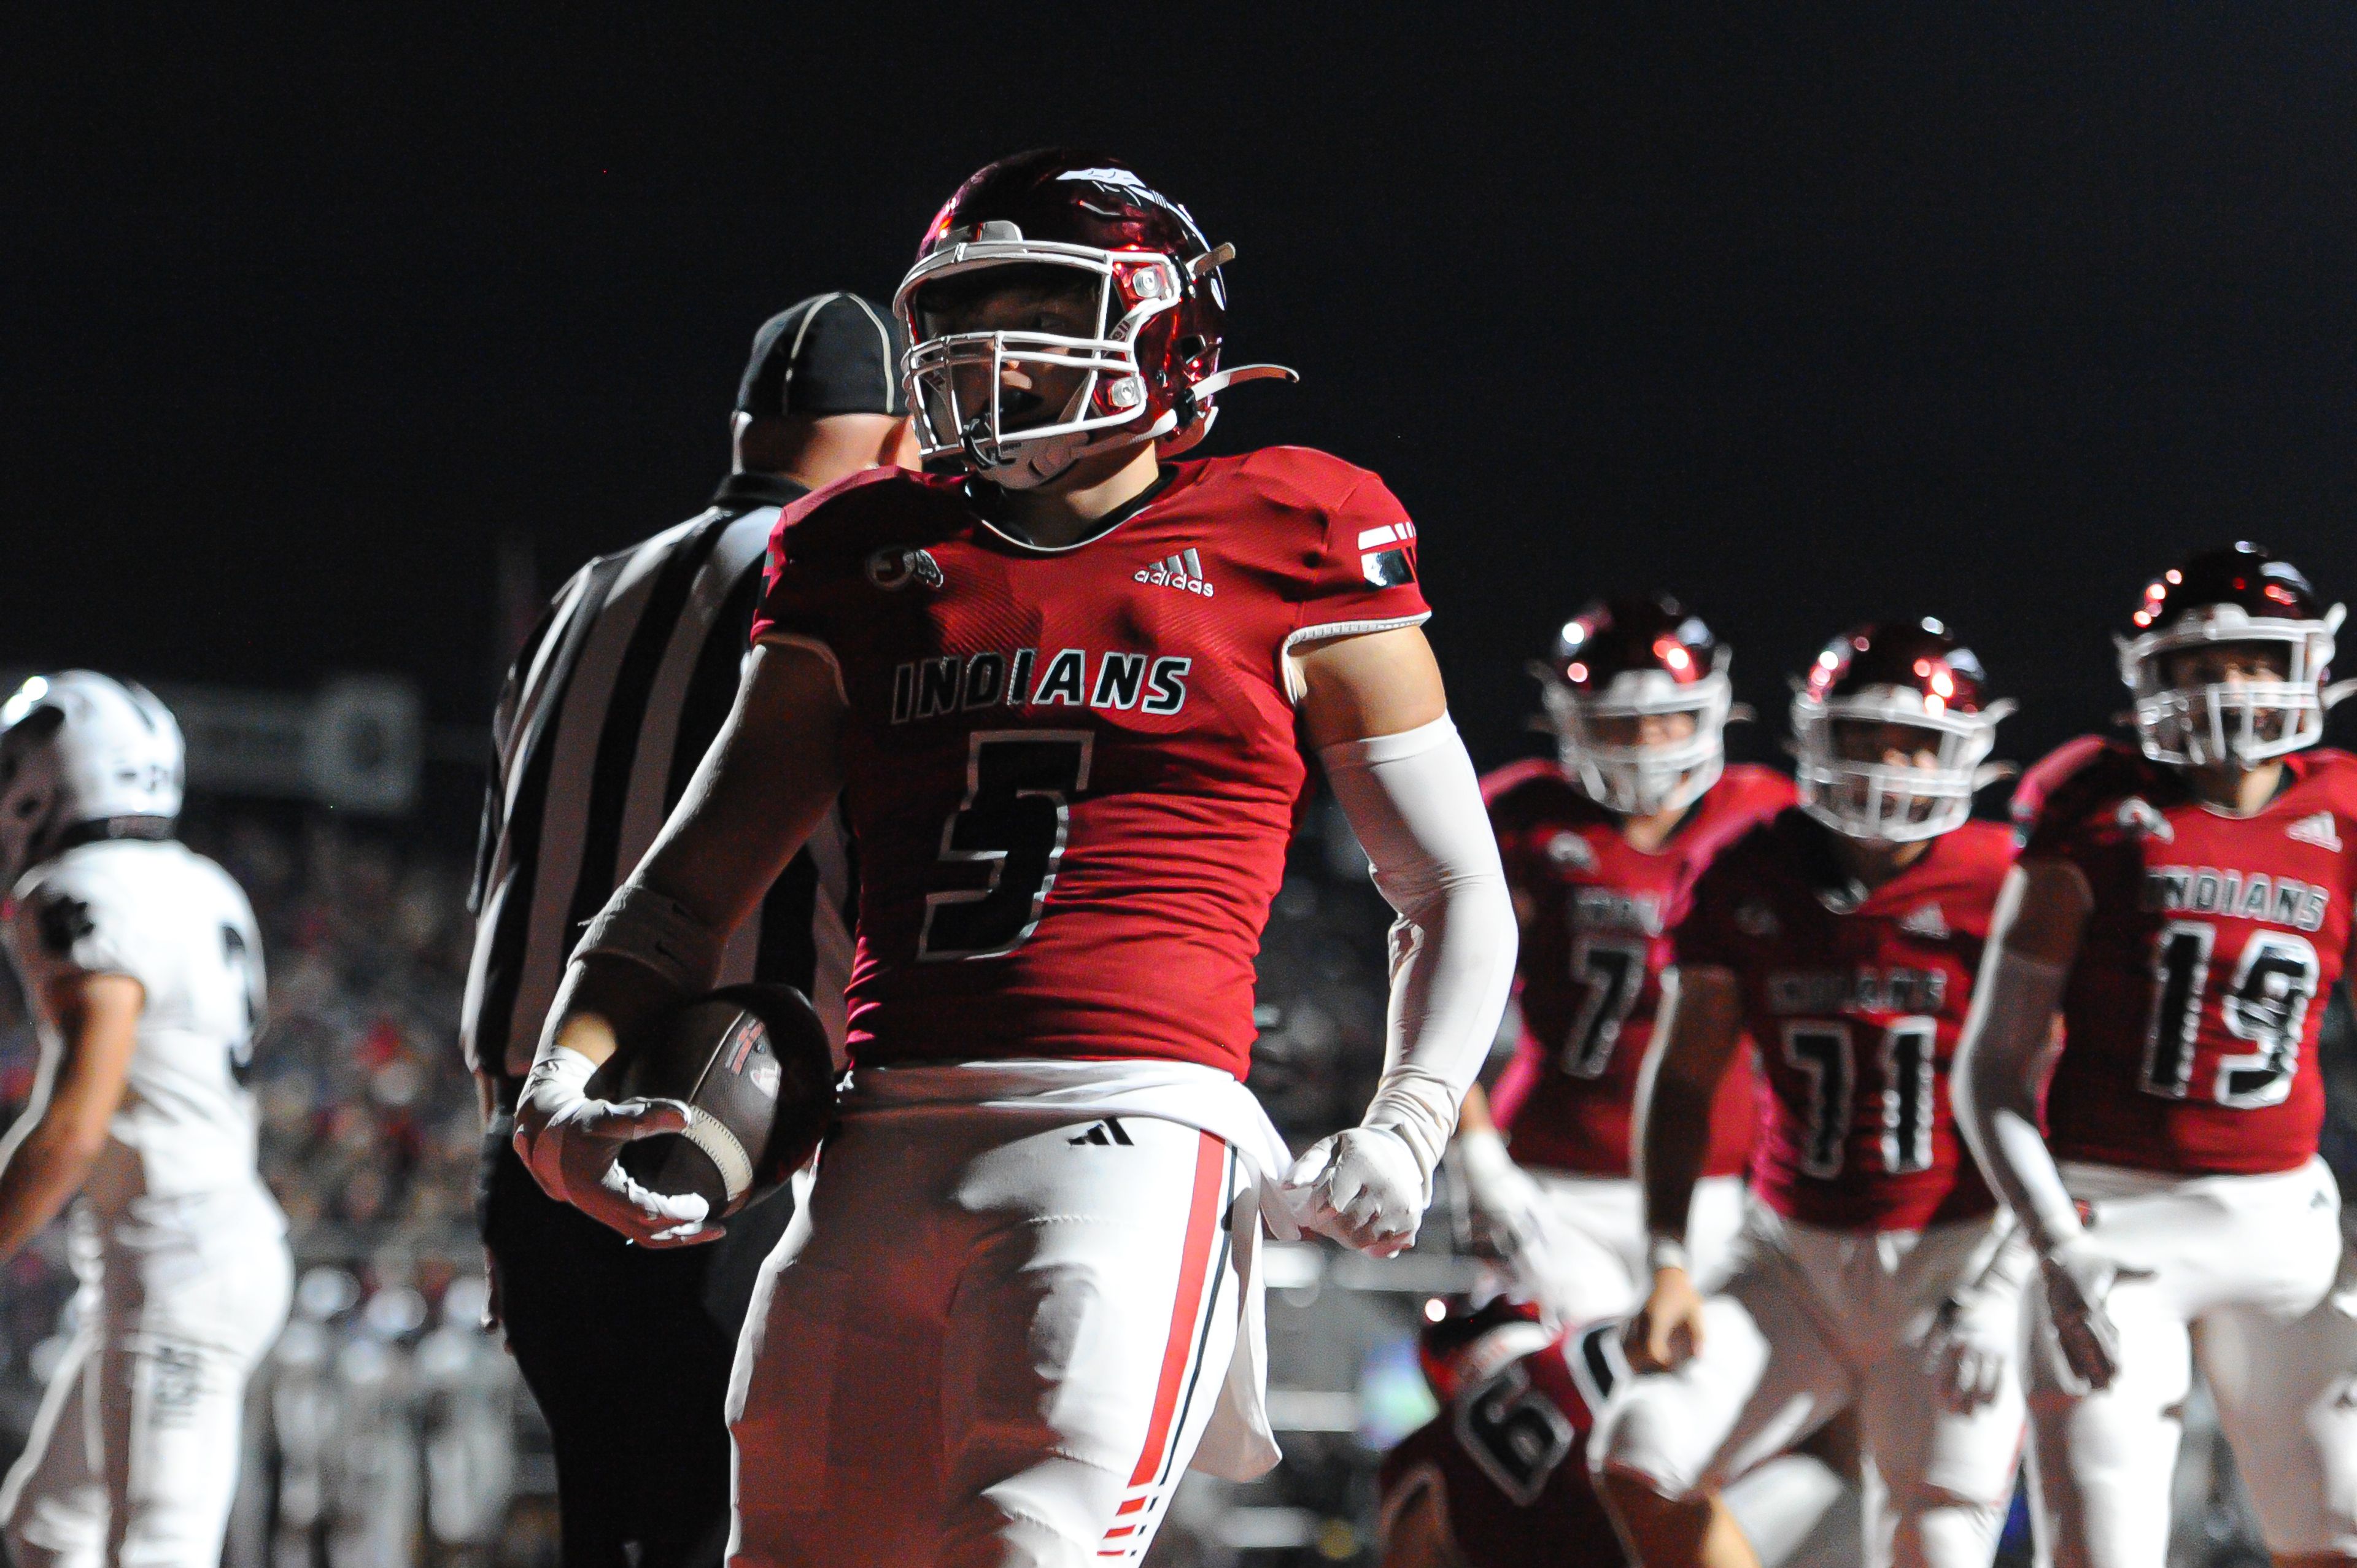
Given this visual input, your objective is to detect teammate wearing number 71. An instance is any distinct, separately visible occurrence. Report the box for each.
[1593,619,2029,1568]
[1953,543,2357,1568]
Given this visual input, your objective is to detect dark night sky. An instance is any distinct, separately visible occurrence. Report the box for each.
[8,7,2357,796]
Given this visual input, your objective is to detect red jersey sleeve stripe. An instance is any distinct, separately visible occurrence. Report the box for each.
[1126,1130,1228,1487]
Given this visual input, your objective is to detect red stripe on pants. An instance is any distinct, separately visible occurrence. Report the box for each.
[1126,1132,1225,1486]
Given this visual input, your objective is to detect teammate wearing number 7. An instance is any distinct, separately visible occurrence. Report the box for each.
[1594,619,2029,1568]
[1454,596,1791,1325]
[1953,543,2357,1568]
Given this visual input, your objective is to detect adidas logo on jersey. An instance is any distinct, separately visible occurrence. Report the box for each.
[2288,812,2343,852]
[1898,903,1951,940]
[1135,549,1214,597]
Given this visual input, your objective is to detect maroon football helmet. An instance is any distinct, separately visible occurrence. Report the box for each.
[2119,542,2348,769]
[1416,1295,1552,1404]
[893,150,1295,489]
[1792,619,2013,841]
[1533,593,1733,815]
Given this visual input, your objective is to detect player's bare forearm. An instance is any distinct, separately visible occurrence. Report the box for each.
[1293,625,1448,747]
[1987,857,2093,968]
[540,642,849,1073]
[544,955,691,1072]
[1633,964,1744,1244]
[0,1124,105,1262]
[638,641,848,933]
[0,973,140,1262]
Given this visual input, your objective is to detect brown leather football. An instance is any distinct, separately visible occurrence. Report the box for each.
[587,984,837,1218]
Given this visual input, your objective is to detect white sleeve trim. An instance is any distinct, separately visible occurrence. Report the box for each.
[753,630,848,706]
[1318,714,1518,1181]
[1278,611,1433,706]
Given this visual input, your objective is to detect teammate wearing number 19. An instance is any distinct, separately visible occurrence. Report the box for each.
[1595,620,2028,1568]
[516,149,1517,1568]
[1954,543,2357,1568]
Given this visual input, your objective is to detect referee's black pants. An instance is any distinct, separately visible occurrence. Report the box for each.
[481,1118,796,1568]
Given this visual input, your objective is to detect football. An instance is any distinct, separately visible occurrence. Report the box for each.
[586,983,837,1218]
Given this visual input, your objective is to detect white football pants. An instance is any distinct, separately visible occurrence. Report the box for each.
[1,1202,293,1568]
[2027,1157,2357,1567]
[729,1103,1245,1568]
[1593,1202,2025,1568]
[1510,1172,1749,1324]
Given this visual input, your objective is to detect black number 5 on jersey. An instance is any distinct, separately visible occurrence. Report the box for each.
[919,731,1094,962]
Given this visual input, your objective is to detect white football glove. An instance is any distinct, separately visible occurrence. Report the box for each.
[1924,1291,2011,1413]
[1282,1124,1430,1258]
[1449,1127,1548,1261]
[2038,1235,2148,1391]
[511,1048,718,1248]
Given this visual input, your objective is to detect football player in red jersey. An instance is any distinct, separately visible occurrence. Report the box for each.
[1380,1297,1853,1568]
[1594,620,2030,1568]
[509,151,1519,1568]
[1381,1297,1642,1568]
[1453,595,1791,1324]
[1954,543,2357,1568]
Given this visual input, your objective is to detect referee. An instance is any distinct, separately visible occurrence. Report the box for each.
[462,293,907,1568]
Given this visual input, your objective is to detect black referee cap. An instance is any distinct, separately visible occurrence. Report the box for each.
[736,293,906,418]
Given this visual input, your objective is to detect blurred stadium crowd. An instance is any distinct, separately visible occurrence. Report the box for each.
[0,791,2347,1566]
[0,794,1442,1567]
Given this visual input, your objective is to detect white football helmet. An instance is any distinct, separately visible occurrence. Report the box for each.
[0,672,184,890]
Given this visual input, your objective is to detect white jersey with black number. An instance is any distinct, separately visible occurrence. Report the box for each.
[4,839,277,1221]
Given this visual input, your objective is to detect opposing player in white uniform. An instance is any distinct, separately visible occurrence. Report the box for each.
[0,673,293,1567]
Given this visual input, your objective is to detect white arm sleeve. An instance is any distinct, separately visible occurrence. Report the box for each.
[1317,714,1519,1181]
[1951,946,2080,1254]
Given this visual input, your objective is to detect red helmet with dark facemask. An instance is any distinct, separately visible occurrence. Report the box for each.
[893,150,1295,490]
[1415,1295,1551,1404]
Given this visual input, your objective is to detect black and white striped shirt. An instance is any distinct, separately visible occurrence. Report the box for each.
[462,472,854,1079]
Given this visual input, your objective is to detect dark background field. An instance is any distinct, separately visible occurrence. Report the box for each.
[9,7,2356,786]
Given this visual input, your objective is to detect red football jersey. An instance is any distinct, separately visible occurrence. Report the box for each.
[1379,1323,1629,1568]
[749,448,1430,1075]
[1484,761,1791,1178]
[1673,809,2010,1231]
[2018,737,2357,1176]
